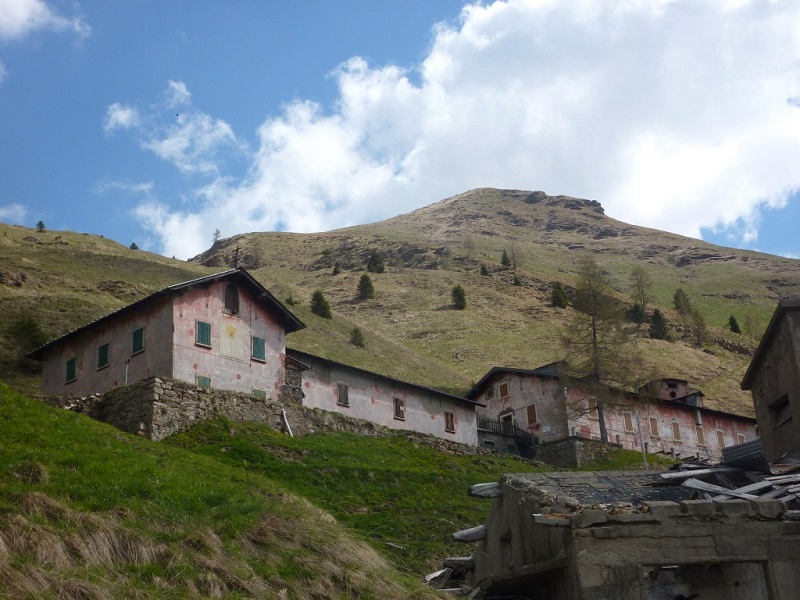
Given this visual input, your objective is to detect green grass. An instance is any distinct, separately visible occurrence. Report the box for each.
[0,383,443,599]
[166,418,547,574]
[579,448,678,471]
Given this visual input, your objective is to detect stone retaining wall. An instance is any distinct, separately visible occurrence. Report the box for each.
[535,436,622,468]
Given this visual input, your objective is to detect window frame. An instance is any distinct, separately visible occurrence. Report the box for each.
[224,284,240,315]
[649,416,660,438]
[444,411,456,433]
[393,398,406,421]
[65,357,77,384]
[736,433,747,445]
[197,375,212,390]
[337,383,349,407]
[696,425,706,446]
[716,430,726,449]
[671,420,682,442]
[132,327,145,354]
[498,381,510,399]
[623,411,634,433]
[195,320,212,348]
[769,394,792,429]
[97,342,110,370]
[251,335,267,362]
[588,397,599,420]
[526,403,538,426]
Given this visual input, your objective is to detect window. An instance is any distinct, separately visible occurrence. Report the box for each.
[251,336,266,361]
[737,433,747,445]
[97,343,110,369]
[716,430,725,449]
[65,358,77,383]
[252,388,267,400]
[337,383,349,407]
[696,426,706,446]
[197,375,211,390]
[526,403,538,426]
[498,382,510,399]
[132,327,144,354]
[224,284,239,314]
[769,394,792,429]
[196,321,212,347]
[588,397,599,420]
[444,411,455,433]
[623,412,634,433]
[671,421,682,442]
[649,417,660,438]
[394,398,405,420]
[483,440,496,449]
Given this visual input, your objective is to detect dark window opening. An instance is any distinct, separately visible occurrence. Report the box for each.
[337,383,349,407]
[224,284,240,315]
[394,398,405,420]
[770,394,792,428]
[132,327,144,354]
[445,411,455,433]
[97,343,110,369]
[66,358,77,383]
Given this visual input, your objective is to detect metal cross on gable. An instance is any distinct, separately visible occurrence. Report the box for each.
[232,245,241,269]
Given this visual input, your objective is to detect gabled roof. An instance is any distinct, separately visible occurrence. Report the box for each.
[465,363,562,399]
[28,268,304,359]
[741,298,800,390]
[287,348,484,408]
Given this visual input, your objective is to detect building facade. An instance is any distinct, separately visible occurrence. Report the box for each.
[468,364,757,461]
[741,298,800,463]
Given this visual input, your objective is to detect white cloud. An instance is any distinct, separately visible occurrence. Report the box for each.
[166,80,191,108]
[118,0,800,259]
[0,203,28,224]
[103,103,141,134]
[94,180,154,196]
[0,0,89,41]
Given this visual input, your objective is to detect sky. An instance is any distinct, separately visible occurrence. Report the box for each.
[2,1,800,261]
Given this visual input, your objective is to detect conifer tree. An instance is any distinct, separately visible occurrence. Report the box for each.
[551,282,568,308]
[311,290,332,319]
[451,285,467,310]
[649,309,670,340]
[501,249,511,267]
[358,274,375,300]
[729,314,741,334]
[350,327,365,347]
[366,250,385,273]
[480,264,490,276]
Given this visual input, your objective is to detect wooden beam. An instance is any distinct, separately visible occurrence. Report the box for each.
[452,525,487,542]
[532,514,572,526]
[443,556,475,569]
[682,478,760,500]
[468,482,503,498]
[659,467,740,481]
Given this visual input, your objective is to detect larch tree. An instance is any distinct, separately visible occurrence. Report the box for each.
[630,265,652,315]
[560,257,642,442]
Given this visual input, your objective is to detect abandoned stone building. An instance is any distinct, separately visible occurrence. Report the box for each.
[468,363,757,463]
[29,268,480,444]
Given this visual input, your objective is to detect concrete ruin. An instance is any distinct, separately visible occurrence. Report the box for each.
[448,472,800,599]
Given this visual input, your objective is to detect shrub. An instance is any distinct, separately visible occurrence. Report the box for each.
[366,250,385,273]
[451,285,467,310]
[7,312,48,356]
[480,264,490,276]
[501,249,511,267]
[36,220,45,233]
[513,274,522,286]
[332,261,341,276]
[627,303,646,324]
[129,242,139,250]
[284,295,297,306]
[729,315,741,334]
[350,327,365,348]
[310,291,332,319]
[358,274,375,300]
[551,282,568,308]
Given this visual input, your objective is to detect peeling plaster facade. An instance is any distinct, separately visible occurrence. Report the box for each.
[469,366,756,462]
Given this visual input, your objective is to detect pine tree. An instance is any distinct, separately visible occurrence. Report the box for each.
[551,282,568,308]
[673,288,692,335]
[501,249,511,267]
[451,285,467,310]
[129,242,139,250]
[358,274,375,300]
[36,220,45,233]
[350,327,365,347]
[480,264,490,276]
[513,274,522,286]
[366,250,385,273]
[649,309,670,340]
[729,314,741,334]
[310,290,332,319]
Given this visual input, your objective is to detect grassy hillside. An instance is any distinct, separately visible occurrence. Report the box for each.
[4,188,800,413]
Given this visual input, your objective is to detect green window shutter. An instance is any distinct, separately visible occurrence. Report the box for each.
[132,327,144,354]
[252,336,266,361]
[97,343,109,369]
[252,388,267,400]
[66,358,77,383]
[197,375,211,389]
[196,321,212,347]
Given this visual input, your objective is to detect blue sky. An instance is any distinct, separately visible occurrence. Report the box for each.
[2,1,800,260]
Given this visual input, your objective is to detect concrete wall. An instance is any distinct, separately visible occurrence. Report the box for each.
[299,354,478,446]
[171,281,286,398]
[748,310,800,462]
[40,297,174,395]
[470,478,800,600]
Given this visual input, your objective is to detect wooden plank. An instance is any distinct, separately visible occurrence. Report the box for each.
[682,478,760,500]
[712,480,775,500]
[659,467,740,481]
[532,514,572,527]
[760,486,790,500]
[443,556,475,569]
[452,525,487,542]
[468,482,503,498]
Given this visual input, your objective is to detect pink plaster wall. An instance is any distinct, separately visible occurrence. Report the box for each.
[475,371,757,461]
[171,281,285,398]
[40,297,174,395]
[299,356,478,446]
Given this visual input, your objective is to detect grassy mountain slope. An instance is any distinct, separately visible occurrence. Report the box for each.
[3,188,799,413]
[2,382,561,597]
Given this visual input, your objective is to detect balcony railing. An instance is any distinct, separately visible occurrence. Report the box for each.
[477,417,535,448]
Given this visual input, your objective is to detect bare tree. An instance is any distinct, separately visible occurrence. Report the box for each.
[630,265,652,313]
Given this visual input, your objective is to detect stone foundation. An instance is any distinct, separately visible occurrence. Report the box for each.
[535,436,622,468]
